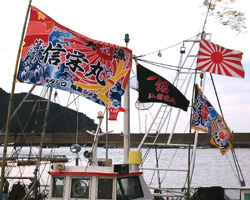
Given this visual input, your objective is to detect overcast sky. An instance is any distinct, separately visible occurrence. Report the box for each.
[0,0,249,134]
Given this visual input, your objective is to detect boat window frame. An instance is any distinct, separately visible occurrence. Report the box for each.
[117,175,144,200]
[69,177,91,199]
[96,177,115,200]
[51,176,66,198]
[241,189,250,200]
[245,194,250,200]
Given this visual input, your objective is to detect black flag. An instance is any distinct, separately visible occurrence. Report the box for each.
[137,63,189,111]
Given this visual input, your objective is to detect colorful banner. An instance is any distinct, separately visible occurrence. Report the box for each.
[17,6,132,110]
[136,63,190,111]
[108,107,125,120]
[191,84,233,155]
[197,39,244,78]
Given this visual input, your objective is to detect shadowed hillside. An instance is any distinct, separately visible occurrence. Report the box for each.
[0,88,98,134]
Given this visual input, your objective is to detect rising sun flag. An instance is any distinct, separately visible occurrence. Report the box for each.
[196,39,244,78]
[191,84,233,155]
[17,6,132,118]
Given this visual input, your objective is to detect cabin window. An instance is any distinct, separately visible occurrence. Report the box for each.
[117,176,143,199]
[70,178,90,198]
[245,194,250,200]
[97,179,113,199]
[52,177,65,197]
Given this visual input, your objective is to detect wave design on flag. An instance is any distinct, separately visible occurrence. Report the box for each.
[17,6,132,110]
[196,39,244,78]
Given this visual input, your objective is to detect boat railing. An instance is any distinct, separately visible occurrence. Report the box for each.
[150,187,241,199]
[141,167,188,172]
[0,154,68,166]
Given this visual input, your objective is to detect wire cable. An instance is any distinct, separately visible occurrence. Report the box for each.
[136,35,198,58]
[136,58,196,72]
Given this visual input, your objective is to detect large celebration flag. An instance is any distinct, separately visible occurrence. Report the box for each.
[196,39,244,78]
[136,63,189,111]
[17,6,132,111]
[191,84,233,155]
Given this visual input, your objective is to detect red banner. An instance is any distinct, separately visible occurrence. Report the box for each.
[18,6,132,113]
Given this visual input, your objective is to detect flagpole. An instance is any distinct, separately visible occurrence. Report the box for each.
[124,33,130,163]
[105,107,109,159]
[0,0,32,199]
[187,69,198,200]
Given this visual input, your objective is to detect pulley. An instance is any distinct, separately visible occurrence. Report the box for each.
[200,73,204,79]
[180,43,186,54]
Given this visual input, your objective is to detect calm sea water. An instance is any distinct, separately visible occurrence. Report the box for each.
[1,147,249,199]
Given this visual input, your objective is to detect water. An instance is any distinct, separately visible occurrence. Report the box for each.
[1,146,250,199]
[140,148,250,199]
[140,148,250,188]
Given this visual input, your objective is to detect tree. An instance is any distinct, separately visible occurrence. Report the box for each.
[202,0,246,33]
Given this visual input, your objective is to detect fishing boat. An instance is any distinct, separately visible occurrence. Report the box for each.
[46,112,153,200]
[0,1,249,200]
[0,2,153,199]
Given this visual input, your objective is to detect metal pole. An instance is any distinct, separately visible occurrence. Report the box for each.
[105,108,109,159]
[76,97,79,166]
[187,33,207,200]
[0,1,32,199]
[91,112,104,166]
[124,33,130,163]
[23,88,53,199]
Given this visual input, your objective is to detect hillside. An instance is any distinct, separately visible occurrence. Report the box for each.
[0,88,98,134]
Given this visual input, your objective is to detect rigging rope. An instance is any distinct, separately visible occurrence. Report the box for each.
[4,100,33,177]
[137,58,181,72]
[135,35,198,58]
[44,90,79,145]
[209,73,246,186]
[136,55,197,73]
[231,148,246,186]
[225,150,241,184]
[160,148,179,185]
[38,149,53,186]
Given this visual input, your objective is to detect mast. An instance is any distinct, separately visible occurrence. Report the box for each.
[123,33,130,163]
[76,97,79,166]
[23,88,53,199]
[0,1,32,199]
[105,108,109,158]
[134,33,210,199]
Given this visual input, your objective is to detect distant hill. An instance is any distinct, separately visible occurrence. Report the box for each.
[0,88,98,134]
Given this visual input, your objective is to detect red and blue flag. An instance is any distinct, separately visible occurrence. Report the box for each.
[191,84,233,155]
[18,6,132,113]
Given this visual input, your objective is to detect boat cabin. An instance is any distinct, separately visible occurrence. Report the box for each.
[240,187,250,200]
[48,162,152,200]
